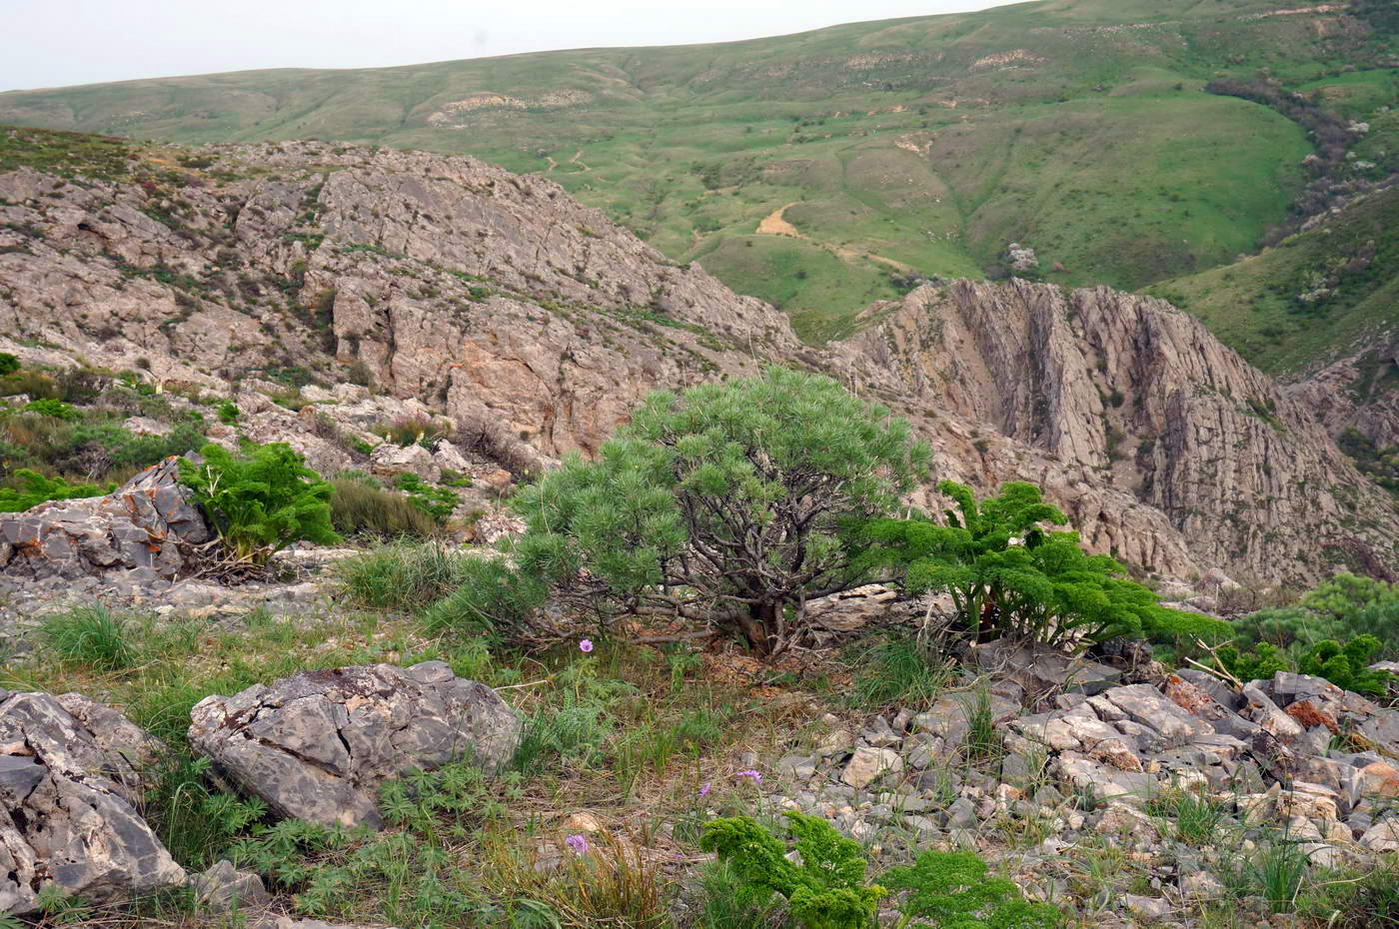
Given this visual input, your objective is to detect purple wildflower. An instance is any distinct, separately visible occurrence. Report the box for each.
[565,833,589,855]
[734,769,762,784]
[579,639,594,654]
[699,782,711,797]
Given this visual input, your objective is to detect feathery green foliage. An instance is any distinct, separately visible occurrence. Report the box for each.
[854,481,1226,650]
[700,811,885,929]
[178,441,339,565]
[1218,634,1394,694]
[1295,635,1393,696]
[884,849,1063,928]
[0,354,18,377]
[0,469,105,512]
[1232,572,1399,658]
[512,367,929,652]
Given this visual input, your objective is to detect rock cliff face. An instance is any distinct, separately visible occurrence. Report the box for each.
[1,139,1394,583]
[827,281,1399,582]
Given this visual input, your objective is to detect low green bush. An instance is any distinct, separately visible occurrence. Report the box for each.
[700,812,1061,929]
[1218,634,1393,694]
[854,481,1229,651]
[0,353,18,377]
[1232,572,1399,659]
[179,441,339,565]
[701,811,883,929]
[394,472,459,522]
[23,397,80,420]
[217,401,239,424]
[0,469,106,512]
[329,475,437,539]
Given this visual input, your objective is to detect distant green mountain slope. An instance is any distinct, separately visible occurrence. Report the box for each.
[1150,182,1399,375]
[1,0,1393,341]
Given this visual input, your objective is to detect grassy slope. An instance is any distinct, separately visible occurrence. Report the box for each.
[1149,183,1399,375]
[0,0,1391,341]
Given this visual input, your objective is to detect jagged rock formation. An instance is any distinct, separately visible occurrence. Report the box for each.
[827,280,1399,582]
[2,140,1395,583]
[0,457,211,582]
[188,661,522,828]
[0,690,185,913]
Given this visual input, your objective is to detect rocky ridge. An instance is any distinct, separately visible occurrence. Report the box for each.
[1,137,1395,584]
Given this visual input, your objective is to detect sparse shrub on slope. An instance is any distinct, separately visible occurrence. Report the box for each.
[179,441,339,565]
[328,473,437,539]
[511,366,930,654]
[0,469,106,512]
[852,481,1228,651]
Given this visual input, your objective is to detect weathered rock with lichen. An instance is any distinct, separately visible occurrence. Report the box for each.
[189,661,522,828]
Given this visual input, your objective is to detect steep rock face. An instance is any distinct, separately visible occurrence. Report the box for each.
[829,280,1399,582]
[1,140,1395,583]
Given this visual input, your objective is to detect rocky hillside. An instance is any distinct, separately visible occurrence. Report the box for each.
[2,0,1394,340]
[2,130,1395,584]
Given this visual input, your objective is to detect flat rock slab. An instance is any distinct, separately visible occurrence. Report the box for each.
[0,690,184,914]
[189,661,522,828]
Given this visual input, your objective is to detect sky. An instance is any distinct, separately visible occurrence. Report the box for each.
[1,0,1016,92]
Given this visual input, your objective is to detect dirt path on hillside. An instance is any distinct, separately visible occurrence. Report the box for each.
[755,202,913,271]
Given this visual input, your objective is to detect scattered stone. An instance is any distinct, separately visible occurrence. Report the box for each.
[840,747,903,790]
[1123,893,1172,922]
[194,859,271,911]
[189,661,522,828]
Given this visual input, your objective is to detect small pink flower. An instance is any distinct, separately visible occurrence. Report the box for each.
[699,782,711,797]
[735,769,762,784]
[579,639,594,654]
[565,833,589,854]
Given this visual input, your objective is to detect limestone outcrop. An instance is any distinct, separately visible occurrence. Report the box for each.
[0,457,211,582]
[0,690,185,914]
[2,141,1395,583]
[188,661,522,827]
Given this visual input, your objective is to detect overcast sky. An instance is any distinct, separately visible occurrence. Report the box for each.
[2,0,1016,92]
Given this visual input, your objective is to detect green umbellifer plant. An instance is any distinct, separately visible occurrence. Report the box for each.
[700,813,1063,929]
[700,812,885,929]
[179,442,339,565]
[853,481,1228,650]
[511,367,930,653]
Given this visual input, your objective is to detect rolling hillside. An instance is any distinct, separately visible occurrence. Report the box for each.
[0,0,1395,341]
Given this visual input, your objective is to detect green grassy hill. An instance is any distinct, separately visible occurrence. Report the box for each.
[1149,182,1399,374]
[1,0,1394,341]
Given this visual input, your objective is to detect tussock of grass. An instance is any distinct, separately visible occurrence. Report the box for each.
[329,475,438,540]
[38,605,137,672]
[335,542,470,611]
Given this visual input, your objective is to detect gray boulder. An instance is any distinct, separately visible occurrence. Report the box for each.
[0,690,185,914]
[0,457,210,581]
[189,661,522,828]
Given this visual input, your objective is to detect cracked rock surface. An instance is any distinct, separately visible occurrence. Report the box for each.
[0,457,210,583]
[189,661,522,827]
[0,689,185,914]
